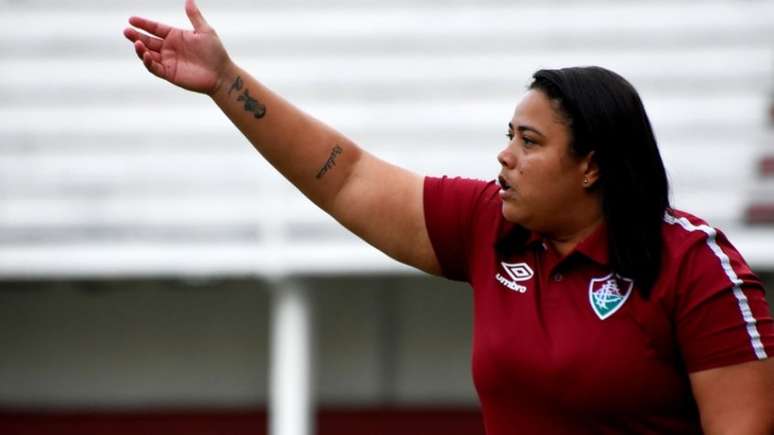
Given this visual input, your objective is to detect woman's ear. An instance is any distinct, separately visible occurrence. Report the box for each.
[582,151,599,188]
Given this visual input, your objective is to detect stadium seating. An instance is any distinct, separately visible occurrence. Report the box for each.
[0,0,772,277]
[745,103,774,225]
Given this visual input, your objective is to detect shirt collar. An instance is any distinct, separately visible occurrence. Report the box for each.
[498,221,609,265]
[521,222,609,265]
[524,230,544,249]
[572,222,609,265]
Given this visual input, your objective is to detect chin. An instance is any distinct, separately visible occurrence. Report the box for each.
[500,203,525,225]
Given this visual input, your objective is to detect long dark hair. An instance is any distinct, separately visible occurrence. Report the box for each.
[499,66,670,298]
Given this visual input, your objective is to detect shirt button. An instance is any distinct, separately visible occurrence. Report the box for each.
[553,273,563,282]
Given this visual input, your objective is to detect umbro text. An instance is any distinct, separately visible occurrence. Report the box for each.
[496,273,527,293]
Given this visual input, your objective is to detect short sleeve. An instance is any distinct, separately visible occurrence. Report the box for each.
[423,176,495,282]
[674,227,774,373]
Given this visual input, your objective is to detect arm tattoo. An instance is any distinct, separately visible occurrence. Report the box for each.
[229,75,266,119]
[237,89,267,119]
[228,76,243,95]
[316,145,344,179]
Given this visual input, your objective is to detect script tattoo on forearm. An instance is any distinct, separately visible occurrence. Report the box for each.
[316,145,344,179]
[228,75,266,119]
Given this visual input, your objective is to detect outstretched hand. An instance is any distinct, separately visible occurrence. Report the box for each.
[123,0,231,95]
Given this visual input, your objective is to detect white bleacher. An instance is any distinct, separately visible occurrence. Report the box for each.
[1,0,773,277]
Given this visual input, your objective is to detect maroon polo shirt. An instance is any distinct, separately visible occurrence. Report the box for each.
[423,176,774,435]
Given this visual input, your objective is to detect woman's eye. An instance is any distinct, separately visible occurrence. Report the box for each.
[522,137,535,146]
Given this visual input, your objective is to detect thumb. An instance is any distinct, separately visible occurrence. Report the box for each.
[185,0,211,31]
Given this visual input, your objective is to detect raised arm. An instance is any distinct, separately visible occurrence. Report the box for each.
[123,0,441,275]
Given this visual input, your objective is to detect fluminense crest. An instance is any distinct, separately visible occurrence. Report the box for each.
[588,273,634,320]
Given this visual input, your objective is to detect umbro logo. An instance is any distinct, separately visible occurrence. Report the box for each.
[495,262,534,293]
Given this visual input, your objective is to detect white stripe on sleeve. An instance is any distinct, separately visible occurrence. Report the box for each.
[664,212,767,360]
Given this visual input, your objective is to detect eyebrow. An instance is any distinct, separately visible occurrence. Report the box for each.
[508,122,545,137]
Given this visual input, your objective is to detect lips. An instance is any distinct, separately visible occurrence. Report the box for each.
[498,175,511,191]
[498,175,516,201]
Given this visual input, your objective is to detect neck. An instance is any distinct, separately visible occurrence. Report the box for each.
[544,196,604,257]
[546,216,603,257]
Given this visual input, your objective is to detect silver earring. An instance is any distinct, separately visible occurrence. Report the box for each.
[583,177,589,185]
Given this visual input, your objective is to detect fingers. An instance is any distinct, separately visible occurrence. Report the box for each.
[133,40,166,79]
[123,27,164,52]
[133,39,145,60]
[125,16,169,80]
[128,15,173,38]
[185,0,211,32]
[143,52,166,78]
[133,40,159,63]
[143,51,166,78]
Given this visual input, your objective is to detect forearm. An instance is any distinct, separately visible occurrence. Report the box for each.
[211,61,362,210]
[209,62,439,274]
[124,4,440,273]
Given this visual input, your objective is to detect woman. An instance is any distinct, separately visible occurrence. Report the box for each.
[123,1,774,433]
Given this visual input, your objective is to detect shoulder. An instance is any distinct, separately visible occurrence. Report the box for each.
[422,176,507,281]
[659,208,758,299]
[662,209,717,244]
[423,175,518,246]
[424,176,501,204]
[661,209,739,262]
[423,176,503,220]
[659,211,772,373]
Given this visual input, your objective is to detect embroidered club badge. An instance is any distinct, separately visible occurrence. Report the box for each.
[588,273,634,320]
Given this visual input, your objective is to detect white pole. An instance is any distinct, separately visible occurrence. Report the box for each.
[269,279,315,435]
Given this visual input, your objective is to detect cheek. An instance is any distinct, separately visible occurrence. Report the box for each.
[514,156,544,184]
[515,157,530,176]
[518,157,568,199]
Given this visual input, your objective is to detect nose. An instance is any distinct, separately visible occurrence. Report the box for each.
[497,148,515,169]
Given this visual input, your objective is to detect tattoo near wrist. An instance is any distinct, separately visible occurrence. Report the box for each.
[229,75,266,119]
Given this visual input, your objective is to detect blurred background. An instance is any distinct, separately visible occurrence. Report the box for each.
[0,0,772,434]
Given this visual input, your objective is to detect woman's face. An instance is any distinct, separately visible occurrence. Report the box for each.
[497,89,593,233]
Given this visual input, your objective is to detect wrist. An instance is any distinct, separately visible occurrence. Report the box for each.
[210,59,238,98]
